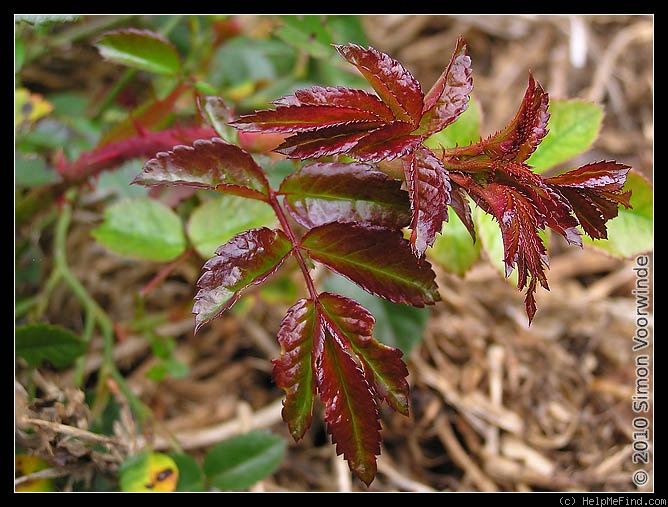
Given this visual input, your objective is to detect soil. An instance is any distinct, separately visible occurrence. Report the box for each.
[15,14,654,493]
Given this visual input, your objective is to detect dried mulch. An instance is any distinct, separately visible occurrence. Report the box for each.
[15,15,653,492]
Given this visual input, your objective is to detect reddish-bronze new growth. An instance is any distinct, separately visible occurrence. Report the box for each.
[134,36,632,486]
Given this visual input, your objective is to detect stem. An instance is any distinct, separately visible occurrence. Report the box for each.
[139,248,194,297]
[42,193,149,422]
[267,191,319,301]
[92,69,138,120]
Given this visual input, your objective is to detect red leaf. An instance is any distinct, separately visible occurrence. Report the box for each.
[300,222,440,306]
[545,161,632,239]
[316,303,381,486]
[481,73,550,162]
[272,292,410,486]
[469,182,550,323]
[193,228,292,332]
[278,162,410,229]
[272,299,320,441]
[98,82,192,147]
[57,126,216,184]
[419,36,473,136]
[287,86,396,122]
[135,137,270,200]
[403,147,452,257]
[492,160,582,246]
[335,43,424,127]
[274,126,371,160]
[449,184,477,242]
[231,105,386,133]
[319,293,409,416]
[348,122,423,163]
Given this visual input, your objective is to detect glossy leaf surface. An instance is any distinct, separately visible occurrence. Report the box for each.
[300,222,441,306]
[545,161,632,240]
[279,161,410,229]
[193,228,292,332]
[582,169,653,257]
[135,138,270,200]
[403,146,452,257]
[334,43,423,126]
[319,293,409,416]
[272,298,319,441]
[419,36,473,136]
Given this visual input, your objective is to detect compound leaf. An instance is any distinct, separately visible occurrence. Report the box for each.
[545,161,632,240]
[322,274,430,357]
[403,146,451,257]
[419,36,473,136]
[581,169,653,258]
[317,312,380,487]
[334,43,423,127]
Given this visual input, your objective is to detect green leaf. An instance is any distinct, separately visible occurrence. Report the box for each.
[209,37,291,89]
[429,207,481,276]
[322,274,429,357]
[187,194,277,258]
[169,453,206,492]
[202,430,286,491]
[91,197,186,262]
[15,323,86,369]
[15,37,25,73]
[583,170,653,257]
[95,29,181,76]
[275,15,339,59]
[200,95,237,143]
[96,160,150,198]
[526,99,603,173]
[119,451,179,492]
[15,153,60,186]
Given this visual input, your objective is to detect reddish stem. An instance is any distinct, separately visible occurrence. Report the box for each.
[139,248,195,298]
[267,189,319,301]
